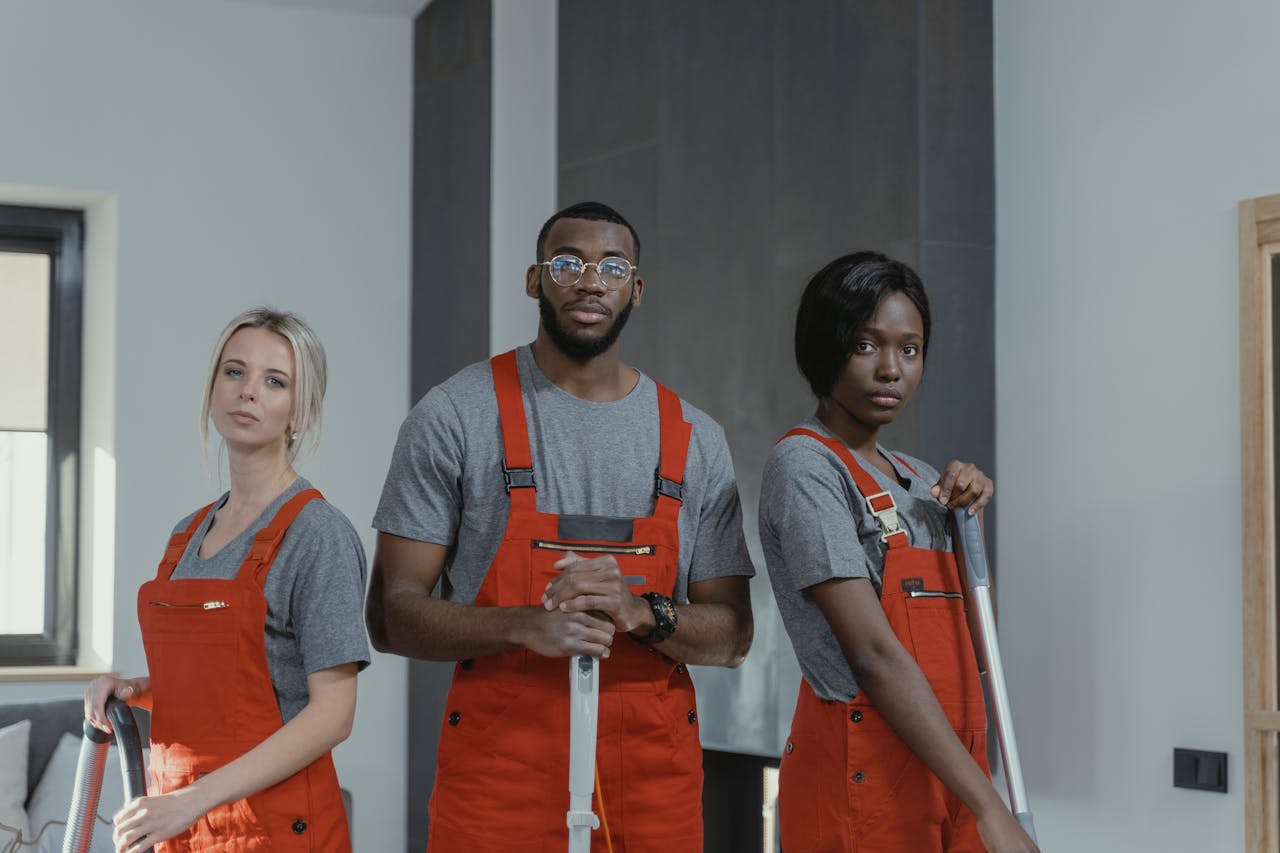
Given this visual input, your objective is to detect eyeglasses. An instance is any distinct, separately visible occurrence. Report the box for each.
[537,254,637,291]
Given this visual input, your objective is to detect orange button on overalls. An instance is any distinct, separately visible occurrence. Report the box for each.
[776,430,989,853]
[138,489,351,852]
[426,350,703,853]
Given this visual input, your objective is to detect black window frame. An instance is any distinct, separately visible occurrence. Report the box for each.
[0,204,83,666]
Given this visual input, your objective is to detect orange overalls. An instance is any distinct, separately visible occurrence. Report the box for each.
[777,430,989,853]
[426,350,703,853]
[138,488,351,852]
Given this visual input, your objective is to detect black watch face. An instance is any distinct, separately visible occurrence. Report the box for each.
[646,593,676,635]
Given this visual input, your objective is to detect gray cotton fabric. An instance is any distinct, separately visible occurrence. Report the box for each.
[169,476,370,723]
[373,344,754,604]
[759,416,950,703]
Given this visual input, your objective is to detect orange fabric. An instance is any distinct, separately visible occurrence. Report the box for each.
[653,383,692,525]
[426,351,701,853]
[138,489,351,852]
[776,433,988,852]
[492,349,537,514]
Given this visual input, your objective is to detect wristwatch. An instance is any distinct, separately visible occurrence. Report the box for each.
[632,591,678,645]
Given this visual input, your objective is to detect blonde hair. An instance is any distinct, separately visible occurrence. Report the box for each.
[200,307,327,466]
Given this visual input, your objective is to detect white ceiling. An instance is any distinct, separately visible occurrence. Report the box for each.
[234,0,430,18]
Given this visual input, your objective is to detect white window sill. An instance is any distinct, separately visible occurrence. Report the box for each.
[0,665,114,683]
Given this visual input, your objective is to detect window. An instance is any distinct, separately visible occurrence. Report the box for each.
[0,205,83,665]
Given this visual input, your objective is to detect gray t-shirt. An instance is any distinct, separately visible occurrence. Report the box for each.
[170,476,371,723]
[373,345,754,604]
[759,417,949,702]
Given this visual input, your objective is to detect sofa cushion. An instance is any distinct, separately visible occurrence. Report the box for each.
[0,697,92,798]
[0,718,31,842]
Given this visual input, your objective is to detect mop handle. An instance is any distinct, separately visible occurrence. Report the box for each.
[567,653,600,853]
[952,510,1039,845]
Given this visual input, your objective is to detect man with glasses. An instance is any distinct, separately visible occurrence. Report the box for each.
[367,201,755,851]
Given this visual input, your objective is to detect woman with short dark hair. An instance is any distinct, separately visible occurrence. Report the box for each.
[761,253,1036,852]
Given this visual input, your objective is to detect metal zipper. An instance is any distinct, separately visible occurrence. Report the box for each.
[906,591,963,600]
[532,540,655,556]
[149,600,231,610]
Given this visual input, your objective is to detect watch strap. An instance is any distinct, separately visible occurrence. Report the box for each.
[633,591,677,645]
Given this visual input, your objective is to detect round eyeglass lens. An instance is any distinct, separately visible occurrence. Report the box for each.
[548,255,585,287]
[597,257,633,286]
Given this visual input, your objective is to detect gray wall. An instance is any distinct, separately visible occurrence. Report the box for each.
[994,1,1261,846]
[557,0,995,757]
[408,0,491,848]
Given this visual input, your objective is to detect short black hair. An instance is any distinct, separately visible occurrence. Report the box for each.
[535,201,641,264]
[794,251,932,398]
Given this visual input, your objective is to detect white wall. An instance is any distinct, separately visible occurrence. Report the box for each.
[994,2,1276,849]
[0,2,411,850]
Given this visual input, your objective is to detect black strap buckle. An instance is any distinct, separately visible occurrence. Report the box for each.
[503,465,536,492]
[654,469,684,503]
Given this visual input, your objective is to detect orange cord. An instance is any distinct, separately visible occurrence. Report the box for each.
[593,761,614,853]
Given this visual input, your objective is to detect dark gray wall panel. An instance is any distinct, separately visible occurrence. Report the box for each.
[557,0,659,166]
[773,0,920,262]
[409,1,491,850]
[916,243,995,472]
[558,143,660,276]
[916,242,996,544]
[770,0,926,460]
[919,0,995,245]
[916,0,996,546]
[770,0,924,463]
[412,0,491,400]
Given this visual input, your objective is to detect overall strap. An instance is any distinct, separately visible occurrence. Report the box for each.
[780,428,909,549]
[893,453,920,477]
[653,383,693,523]
[491,350,537,513]
[157,504,217,581]
[236,488,326,585]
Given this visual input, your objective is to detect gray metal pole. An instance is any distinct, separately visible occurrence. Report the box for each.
[952,509,1038,845]
[567,654,601,852]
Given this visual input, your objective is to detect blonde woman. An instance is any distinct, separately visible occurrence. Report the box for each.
[85,308,368,852]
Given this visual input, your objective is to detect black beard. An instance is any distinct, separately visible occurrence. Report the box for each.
[537,289,634,361]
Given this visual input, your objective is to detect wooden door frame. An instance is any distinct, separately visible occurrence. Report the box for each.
[1240,194,1280,853]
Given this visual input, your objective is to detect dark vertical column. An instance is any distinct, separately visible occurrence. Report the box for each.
[409,1,491,849]
[412,0,492,401]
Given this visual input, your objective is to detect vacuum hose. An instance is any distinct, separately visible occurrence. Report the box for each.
[64,698,151,853]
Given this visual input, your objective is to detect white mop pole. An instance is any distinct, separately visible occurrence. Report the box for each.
[952,509,1038,844]
[567,653,601,853]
